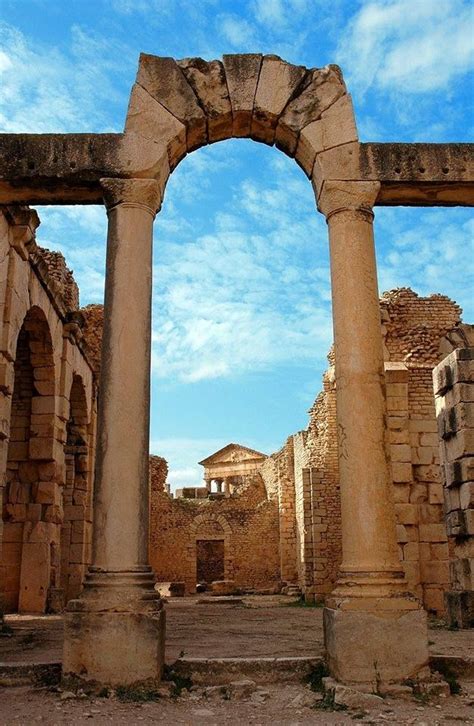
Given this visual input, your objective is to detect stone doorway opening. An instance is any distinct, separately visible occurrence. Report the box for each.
[196,539,225,587]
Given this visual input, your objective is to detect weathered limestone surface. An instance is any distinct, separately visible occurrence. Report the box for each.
[275,65,347,156]
[0,133,169,204]
[137,54,207,151]
[222,54,262,137]
[434,347,474,627]
[178,58,233,142]
[324,608,429,686]
[314,142,474,205]
[295,95,358,176]
[125,83,187,169]
[251,56,306,144]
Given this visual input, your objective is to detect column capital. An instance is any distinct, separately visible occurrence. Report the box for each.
[317,181,381,222]
[100,178,163,217]
[2,205,40,260]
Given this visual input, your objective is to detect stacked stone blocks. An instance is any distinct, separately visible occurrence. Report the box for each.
[434,347,474,627]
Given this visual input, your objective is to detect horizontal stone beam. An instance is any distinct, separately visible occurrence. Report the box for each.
[0,133,472,208]
[0,133,169,204]
[315,142,474,206]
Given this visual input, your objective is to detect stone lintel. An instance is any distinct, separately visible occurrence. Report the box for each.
[315,142,474,207]
[0,135,472,210]
[0,133,169,205]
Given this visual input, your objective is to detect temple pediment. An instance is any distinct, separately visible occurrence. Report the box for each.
[199,443,267,467]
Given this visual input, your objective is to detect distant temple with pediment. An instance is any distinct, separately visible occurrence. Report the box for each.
[175,443,267,499]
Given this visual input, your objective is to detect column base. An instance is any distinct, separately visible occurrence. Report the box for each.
[63,567,165,686]
[323,605,429,686]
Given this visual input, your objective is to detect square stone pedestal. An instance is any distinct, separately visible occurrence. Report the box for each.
[63,568,165,686]
[324,606,429,686]
[64,607,165,686]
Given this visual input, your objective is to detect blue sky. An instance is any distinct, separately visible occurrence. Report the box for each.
[1,0,473,489]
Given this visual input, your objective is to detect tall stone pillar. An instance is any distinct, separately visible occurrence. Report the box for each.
[63,178,165,686]
[318,181,428,686]
[223,478,231,497]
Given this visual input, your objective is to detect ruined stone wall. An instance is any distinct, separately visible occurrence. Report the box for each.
[264,288,467,614]
[149,455,169,494]
[35,247,80,312]
[260,438,298,584]
[149,475,280,594]
[0,207,96,613]
[382,289,463,614]
[434,347,474,627]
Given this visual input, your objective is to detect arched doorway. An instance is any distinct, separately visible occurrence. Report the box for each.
[1,306,58,613]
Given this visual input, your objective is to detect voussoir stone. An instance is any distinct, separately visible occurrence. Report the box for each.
[275,65,347,156]
[125,83,187,169]
[136,53,207,151]
[223,54,262,137]
[178,58,232,143]
[251,55,307,145]
[295,94,358,176]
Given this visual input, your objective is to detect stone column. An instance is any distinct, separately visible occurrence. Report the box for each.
[215,479,223,494]
[223,478,231,497]
[205,478,212,493]
[63,178,165,686]
[318,181,428,686]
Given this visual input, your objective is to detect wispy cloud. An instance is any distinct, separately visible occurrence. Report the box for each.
[152,146,332,383]
[376,208,474,319]
[0,22,129,133]
[337,0,474,95]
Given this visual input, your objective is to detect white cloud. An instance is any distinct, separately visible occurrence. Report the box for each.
[376,209,474,320]
[0,22,128,133]
[152,163,332,383]
[217,14,257,47]
[251,0,311,30]
[338,0,474,94]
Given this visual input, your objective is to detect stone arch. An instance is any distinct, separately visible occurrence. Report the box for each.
[125,53,358,183]
[60,374,92,604]
[1,305,59,613]
[187,513,233,591]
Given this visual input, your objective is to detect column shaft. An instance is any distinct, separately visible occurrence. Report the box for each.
[92,198,154,570]
[327,205,401,578]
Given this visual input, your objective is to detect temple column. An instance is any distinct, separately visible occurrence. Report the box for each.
[318,181,428,686]
[63,178,165,686]
[215,479,223,494]
[205,478,212,493]
[223,478,231,497]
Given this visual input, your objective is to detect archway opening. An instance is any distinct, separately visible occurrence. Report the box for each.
[1,307,57,613]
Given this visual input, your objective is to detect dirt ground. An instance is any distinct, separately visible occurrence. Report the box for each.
[1,680,474,726]
[1,596,473,725]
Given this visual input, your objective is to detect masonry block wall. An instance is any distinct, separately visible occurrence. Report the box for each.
[0,207,97,614]
[149,473,280,594]
[434,347,474,627]
[273,288,471,614]
[260,438,298,585]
